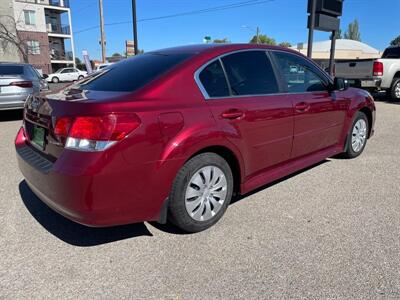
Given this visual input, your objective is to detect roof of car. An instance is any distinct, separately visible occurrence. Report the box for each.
[0,62,32,67]
[150,43,294,55]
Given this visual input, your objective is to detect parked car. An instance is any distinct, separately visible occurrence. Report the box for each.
[15,44,375,232]
[335,45,400,99]
[46,67,87,83]
[0,63,48,111]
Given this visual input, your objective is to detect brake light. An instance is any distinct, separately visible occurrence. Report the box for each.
[54,114,141,151]
[373,61,383,76]
[54,117,72,138]
[10,81,33,88]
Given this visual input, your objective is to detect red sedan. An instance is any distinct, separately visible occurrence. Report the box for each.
[15,44,375,232]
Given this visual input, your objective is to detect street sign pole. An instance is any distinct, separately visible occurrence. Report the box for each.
[329,30,337,75]
[132,0,138,55]
[307,0,316,58]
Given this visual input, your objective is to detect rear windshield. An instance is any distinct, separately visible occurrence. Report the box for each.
[79,53,193,92]
[0,65,24,75]
[382,47,400,59]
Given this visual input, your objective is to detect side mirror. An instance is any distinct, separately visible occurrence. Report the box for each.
[42,74,49,79]
[332,77,349,91]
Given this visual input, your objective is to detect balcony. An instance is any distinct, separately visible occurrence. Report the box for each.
[47,23,71,35]
[15,0,70,8]
[50,50,73,61]
[49,0,70,8]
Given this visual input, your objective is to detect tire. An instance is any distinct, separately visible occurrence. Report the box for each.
[389,78,400,100]
[52,76,59,83]
[78,75,84,80]
[342,111,369,159]
[168,153,234,233]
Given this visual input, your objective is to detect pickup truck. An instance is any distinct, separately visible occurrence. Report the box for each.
[335,46,400,99]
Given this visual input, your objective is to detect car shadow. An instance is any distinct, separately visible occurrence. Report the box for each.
[19,181,153,247]
[230,159,330,205]
[373,93,400,105]
[0,109,23,122]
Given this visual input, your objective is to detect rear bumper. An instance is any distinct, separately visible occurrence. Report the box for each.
[0,93,29,110]
[360,78,382,89]
[15,127,179,227]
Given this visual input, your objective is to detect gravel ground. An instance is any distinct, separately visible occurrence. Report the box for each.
[0,99,399,299]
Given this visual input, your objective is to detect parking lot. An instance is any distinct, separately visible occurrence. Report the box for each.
[0,94,399,299]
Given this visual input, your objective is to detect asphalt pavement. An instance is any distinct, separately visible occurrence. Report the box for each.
[0,97,399,299]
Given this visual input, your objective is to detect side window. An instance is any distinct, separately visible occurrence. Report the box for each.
[199,60,230,98]
[61,69,71,73]
[272,51,327,93]
[221,51,279,96]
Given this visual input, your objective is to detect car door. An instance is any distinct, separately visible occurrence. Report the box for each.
[59,69,70,81]
[70,68,79,80]
[271,51,347,159]
[197,50,294,178]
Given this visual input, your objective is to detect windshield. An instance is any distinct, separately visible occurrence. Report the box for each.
[77,53,193,92]
[55,69,64,73]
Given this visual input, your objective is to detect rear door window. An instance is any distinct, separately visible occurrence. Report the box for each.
[198,60,230,97]
[221,51,279,96]
[79,53,193,92]
[382,47,400,59]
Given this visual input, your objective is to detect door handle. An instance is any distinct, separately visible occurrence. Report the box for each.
[294,102,310,112]
[221,109,244,120]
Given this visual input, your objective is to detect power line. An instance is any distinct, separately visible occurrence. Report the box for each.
[74,0,275,35]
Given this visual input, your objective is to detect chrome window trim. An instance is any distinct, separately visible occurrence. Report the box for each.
[194,48,332,100]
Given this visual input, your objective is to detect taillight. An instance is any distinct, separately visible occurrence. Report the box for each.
[54,114,140,151]
[10,81,33,88]
[54,117,72,139]
[373,61,383,76]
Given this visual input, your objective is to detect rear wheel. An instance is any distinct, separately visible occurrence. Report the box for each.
[389,78,400,100]
[342,111,369,159]
[168,153,233,233]
[52,76,59,83]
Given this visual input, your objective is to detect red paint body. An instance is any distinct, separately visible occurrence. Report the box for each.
[15,44,376,226]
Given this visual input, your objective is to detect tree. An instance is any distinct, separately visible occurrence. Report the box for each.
[278,42,292,48]
[390,35,400,46]
[344,19,361,41]
[330,29,342,40]
[112,52,123,57]
[250,34,276,45]
[0,15,29,62]
[75,57,82,65]
[213,38,230,44]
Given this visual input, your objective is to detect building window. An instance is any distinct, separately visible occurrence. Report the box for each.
[24,10,36,25]
[27,41,40,55]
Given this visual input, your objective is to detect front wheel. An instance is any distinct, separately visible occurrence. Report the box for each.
[342,111,369,159]
[52,76,59,83]
[78,75,84,80]
[168,153,234,233]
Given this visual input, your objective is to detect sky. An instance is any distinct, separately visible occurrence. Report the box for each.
[70,0,400,60]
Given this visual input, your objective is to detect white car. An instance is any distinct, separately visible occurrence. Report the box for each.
[46,68,87,83]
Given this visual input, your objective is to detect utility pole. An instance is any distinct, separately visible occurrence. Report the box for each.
[99,0,106,63]
[132,0,138,55]
[307,0,316,58]
[256,26,260,44]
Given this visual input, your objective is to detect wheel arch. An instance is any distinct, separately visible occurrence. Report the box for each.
[188,145,242,197]
[359,106,373,138]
